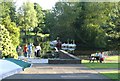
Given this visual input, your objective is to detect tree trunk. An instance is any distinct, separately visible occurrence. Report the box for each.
[25,26,27,43]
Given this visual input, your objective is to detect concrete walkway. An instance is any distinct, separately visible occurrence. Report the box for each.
[4,64,115,80]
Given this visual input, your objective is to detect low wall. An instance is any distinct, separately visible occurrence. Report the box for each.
[48,59,80,64]
[48,50,81,64]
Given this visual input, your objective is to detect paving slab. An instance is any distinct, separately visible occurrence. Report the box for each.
[4,64,114,80]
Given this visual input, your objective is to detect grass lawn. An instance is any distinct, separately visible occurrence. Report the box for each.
[82,56,119,80]
[83,62,118,69]
[82,55,119,69]
[105,56,119,61]
[100,71,119,80]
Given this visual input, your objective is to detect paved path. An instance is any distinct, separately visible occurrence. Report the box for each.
[4,64,115,80]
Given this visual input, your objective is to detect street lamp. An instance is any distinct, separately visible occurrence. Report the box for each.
[34,3,37,9]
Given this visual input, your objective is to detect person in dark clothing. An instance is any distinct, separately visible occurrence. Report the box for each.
[89,56,95,63]
[56,40,62,50]
[23,44,28,57]
[34,46,37,57]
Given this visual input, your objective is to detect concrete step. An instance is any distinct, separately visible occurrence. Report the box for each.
[27,58,48,64]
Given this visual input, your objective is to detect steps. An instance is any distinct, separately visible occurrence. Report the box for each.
[27,58,48,64]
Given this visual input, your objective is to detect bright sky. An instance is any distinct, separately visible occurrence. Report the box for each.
[13,0,119,10]
[15,0,59,10]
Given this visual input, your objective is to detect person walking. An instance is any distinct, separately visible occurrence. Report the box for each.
[36,44,41,58]
[99,52,104,63]
[17,46,22,56]
[95,51,99,62]
[23,44,28,57]
[28,43,33,58]
[34,46,37,58]
[56,40,62,50]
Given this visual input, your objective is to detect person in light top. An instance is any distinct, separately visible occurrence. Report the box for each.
[36,44,41,57]
[95,51,99,62]
[99,52,104,63]
[28,43,33,58]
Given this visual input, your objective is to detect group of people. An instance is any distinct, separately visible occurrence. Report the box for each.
[16,38,62,58]
[89,52,105,63]
[16,43,41,58]
[23,43,33,58]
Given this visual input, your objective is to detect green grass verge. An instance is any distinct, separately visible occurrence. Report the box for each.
[105,56,119,61]
[82,56,119,80]
[82,61,119,80]
[100,71,119,80]
[82,55,119,69]
[83,63,118,69]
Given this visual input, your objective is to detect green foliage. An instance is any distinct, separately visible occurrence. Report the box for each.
[0,2,20,58]
[45,2,79,40]
[45,2,120,50]
[16,2,50,54]
[17,2,38,43]
[34,3,44,27]
[40,41,50,55]
[0,25,18,58]
[2,16,20,47]
[102,2,120,49]
[18,2,38,30]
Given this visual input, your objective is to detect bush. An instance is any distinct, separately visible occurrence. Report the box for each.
[0,25,18,58]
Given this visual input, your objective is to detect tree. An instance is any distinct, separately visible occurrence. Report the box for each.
[1,2,20,47]
[45,2,79,41]
[74,2,108,48]
[17,2,38,43]
[2,16,20,47]
[0,24,18,58]
[0,2,20,58]
[45,2,119,50]
[102,2,120,49]
[33,3,44,44]
[34,3,44,28]
[44,10,57,39]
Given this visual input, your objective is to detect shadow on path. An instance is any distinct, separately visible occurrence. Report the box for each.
[4,64,115,80]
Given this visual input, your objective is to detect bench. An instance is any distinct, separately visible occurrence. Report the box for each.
[89,56,99,63]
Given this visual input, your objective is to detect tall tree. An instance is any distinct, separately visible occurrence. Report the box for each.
[102,2,120,49]
[45,2,119,50]
[45,2,79,41]
[0,24,18,58]
[33,3,44,44]
[74,2,109,48]
[1,2,20,48]
[17,2,38,43]
[0,2,20,58]
[34,3,44,27]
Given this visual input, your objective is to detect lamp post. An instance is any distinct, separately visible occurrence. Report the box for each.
[33,3,38,46]
[23,2,27,43]
[34,3,37,9]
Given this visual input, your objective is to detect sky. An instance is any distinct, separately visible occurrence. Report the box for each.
[15,0,59,10]
[11,0,120,10]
